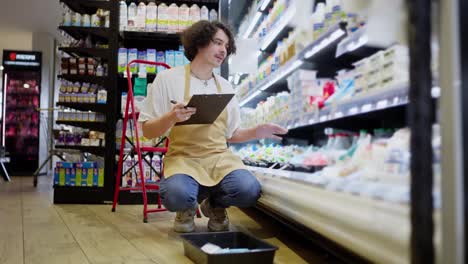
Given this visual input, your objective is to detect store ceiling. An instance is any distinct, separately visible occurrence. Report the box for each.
[0,0,62,36]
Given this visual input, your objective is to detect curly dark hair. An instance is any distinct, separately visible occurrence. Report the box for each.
[181,20,237,61]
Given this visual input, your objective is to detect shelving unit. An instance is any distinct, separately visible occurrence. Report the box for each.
[55,145,106,156]
[56,102,108,113]
[59,47,111,58]
[56,120,107,133]
[55,0,119,203]
[230,0,441,262]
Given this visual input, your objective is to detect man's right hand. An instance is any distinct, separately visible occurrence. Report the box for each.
[171,103,196,123]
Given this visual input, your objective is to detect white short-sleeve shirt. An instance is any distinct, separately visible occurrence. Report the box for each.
[139,66,241,138]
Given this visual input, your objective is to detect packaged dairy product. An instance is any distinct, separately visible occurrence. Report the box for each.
[146,1,157,31]
[138,50,147,74]
[165,50,175,68]
[167,3,179,32]
[209,9,218,21]
[136,2,147,30]
[128,48,138,73]
[156,51,166,72]
[119,1,127,30]
[189,4,201,26]
[157,3,168,32]
[127,2,137,28]
[178,4,189,31]
[201,6,209,21]
[118,48,128,73]
[147,49,157,73]
[174,51,185,67]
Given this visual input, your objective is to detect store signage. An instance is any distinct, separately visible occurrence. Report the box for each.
[2,50,41,67]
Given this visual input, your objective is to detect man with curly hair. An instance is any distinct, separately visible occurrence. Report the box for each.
[140,20,287,233]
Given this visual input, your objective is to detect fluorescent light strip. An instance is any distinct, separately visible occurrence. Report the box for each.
[259,60,303,91]
[304,29,346,59]
[240,90,262,107]
[260,7,295,51]
[243,12,262,39]
[260,0,273,11]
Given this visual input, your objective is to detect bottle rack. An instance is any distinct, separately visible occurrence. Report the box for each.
[54,0,119,203]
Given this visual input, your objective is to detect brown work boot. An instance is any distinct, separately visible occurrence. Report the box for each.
[200,199,229,232]
[173,206,196,233]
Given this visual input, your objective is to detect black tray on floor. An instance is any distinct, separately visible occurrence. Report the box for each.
[180,231,278,264]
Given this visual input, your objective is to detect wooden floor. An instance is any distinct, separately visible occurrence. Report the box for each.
[0,176,338,264]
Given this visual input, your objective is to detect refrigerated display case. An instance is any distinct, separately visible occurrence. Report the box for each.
[1,50,42,175]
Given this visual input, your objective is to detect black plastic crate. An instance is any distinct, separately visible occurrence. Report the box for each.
[180,231,278,264]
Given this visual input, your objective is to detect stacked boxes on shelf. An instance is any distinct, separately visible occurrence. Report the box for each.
[54,162,104,187]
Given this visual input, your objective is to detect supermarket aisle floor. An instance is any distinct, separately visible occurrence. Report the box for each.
[0,176,336,264]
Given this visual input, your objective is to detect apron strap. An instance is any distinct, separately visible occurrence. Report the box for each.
[184,64,222,101]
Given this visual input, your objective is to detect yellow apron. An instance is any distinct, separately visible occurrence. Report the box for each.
[163,64,246,186]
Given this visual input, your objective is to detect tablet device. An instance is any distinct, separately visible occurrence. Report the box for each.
[175,93,235,125]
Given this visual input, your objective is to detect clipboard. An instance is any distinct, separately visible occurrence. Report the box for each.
[175,94,235,126]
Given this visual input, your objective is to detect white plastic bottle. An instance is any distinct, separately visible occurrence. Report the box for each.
[189,4,201,26]
[157,3,168,32]
[136,2,147,30]
[146,1,157,31]
[200,6,209,21]
[119,1,127,31]
[209,9,218,21]
[127,2,137,29]
[167,3,179,32]
[178,4,189,31]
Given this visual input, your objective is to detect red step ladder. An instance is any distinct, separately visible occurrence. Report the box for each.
[112,60,171,223]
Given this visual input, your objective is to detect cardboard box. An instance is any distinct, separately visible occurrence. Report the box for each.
[54,167,60,185]
[93,168,99,186]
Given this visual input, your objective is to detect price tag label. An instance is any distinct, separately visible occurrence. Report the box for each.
[348,107,359,115]
[361,103,372,112]
[393,97,399,105]
[334,111,344,119]
[309,118,316,124]
[319,115,328,122]
[376,99,388,109]
[295,122,300,128]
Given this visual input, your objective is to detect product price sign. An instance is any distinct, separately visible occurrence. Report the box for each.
[319,114,328,122]
[361,103,373,112]
[348,106,359,115]
[376,99,389,110]
[392,96,400,105]
[334,111,344,119]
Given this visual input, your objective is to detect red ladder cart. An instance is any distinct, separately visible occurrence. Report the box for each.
[112,60,201,223]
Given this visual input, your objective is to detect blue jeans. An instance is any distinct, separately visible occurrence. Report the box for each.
[160,169,261,212]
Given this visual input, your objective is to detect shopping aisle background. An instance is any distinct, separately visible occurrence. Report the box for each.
[0,176,341,264]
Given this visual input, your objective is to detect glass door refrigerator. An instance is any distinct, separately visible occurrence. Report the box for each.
[1,50,42,175]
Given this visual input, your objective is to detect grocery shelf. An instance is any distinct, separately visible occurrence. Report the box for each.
[59,26,110,41]
[280,84,439,131]
[58,74,109,85]
[118,73,157,88]
[56,102,108,113]
[56,120,107,132]
[248,166,441,264]
[59,0,110,14]
[58,47,111,59]
[335,26,382,64]
[239,57,306,107]
[55,145,106,156]
[239,23,349,108]
[259,6,296,52]
[120,30,181,50]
